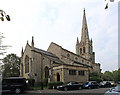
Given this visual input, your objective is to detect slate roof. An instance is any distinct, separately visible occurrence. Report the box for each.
[32,47,57,58]
[31,47,92,68]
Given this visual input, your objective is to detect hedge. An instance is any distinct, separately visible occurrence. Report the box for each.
[48,81,63,89]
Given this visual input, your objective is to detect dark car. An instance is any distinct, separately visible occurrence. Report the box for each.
[57,82,83,91]
[2,77,26,94]
[84,81,99,89]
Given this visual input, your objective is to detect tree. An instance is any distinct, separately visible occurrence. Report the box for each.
[118,68,120,81]
[112,70,118,82]
[0,10,10,21]
[102,71,113,81]
[105,0,115,9]
[89,71,103,83]
[2,53,21,78]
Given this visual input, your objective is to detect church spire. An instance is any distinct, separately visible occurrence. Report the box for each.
[21,47,24,57]
[31,36,34,49]
[76,37,79,44]
[81,9,89,42]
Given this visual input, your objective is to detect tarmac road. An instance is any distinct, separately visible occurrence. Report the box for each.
[1,88,110,95]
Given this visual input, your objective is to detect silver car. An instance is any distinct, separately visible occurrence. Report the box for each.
[104,85,120,95]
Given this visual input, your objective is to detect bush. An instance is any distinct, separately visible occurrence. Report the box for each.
[48,81,63,89]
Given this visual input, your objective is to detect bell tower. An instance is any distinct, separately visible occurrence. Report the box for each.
[76,9,95,63]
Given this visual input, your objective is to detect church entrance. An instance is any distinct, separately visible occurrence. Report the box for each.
[57,73,60,81]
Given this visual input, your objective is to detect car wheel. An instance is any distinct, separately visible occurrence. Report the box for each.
[64,87,68,91]
[15,88,21,94]
[78,86,82,90]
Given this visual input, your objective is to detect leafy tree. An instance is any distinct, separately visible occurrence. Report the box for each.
[2,53,21,78]
[102,71,113,81]
[112,70,118,82]
[105,0,115,9]
[0,10,10,21]
[89,71,103,83]
[118,68,120,81]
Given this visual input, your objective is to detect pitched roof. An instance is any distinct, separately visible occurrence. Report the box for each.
[32,47,57,58]
[31,46,92,68]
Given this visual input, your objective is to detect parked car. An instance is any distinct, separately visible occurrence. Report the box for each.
[84,81,99,89]
[57,82,83,91]
[2,77,26,94]
[104,85,120,95]
[99,81,111,88]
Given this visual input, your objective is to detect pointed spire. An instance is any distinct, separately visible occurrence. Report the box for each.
[31,36,34,48]
[21,47,24,57]
[81,9,89,42]
[91,38,93,44]
[76,37,79,44]
[27,40,29,44]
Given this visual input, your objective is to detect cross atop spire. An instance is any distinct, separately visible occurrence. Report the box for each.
[81,9,89,42]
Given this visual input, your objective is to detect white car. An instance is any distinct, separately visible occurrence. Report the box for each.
[104,85,120,95]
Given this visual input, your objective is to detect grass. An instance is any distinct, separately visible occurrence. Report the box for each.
[31,86,48,90]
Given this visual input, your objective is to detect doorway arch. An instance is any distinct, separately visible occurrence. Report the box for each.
[45,66,49,78]
[57,73,60,81]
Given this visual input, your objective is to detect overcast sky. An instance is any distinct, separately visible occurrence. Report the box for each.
[0,0,118,73]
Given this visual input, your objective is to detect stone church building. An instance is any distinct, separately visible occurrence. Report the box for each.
[20,9,101,85]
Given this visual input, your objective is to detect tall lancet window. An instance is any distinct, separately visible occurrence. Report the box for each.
[89,46,90,53]
[80,48,82,54]
[45,66,49,78]
[25,55,29,73]
[83,47,85,53]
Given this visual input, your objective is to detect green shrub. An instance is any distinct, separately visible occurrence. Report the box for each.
[48,81,63,89]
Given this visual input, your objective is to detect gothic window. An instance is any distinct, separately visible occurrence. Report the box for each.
[57,73,60,81]
[69,70,76,75]
[25,55,29,73]
[80,48,82,54]
[89,46,90,53]
[83,47,85,53]
[45,66,49,78]
[78,71,85,76]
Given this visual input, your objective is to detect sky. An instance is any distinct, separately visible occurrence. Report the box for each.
[0,0,118,73]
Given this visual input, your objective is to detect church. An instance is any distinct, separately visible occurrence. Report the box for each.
[20,9,101,85]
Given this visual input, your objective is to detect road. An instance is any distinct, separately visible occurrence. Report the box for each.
[25,88,109,95]
[1,88,110,95]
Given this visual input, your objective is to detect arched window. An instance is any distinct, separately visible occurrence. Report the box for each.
[45,66,49,78]
[83,47,85,53]
[80,48,82,54]
[25,55,29,73]
[57,73,60,81]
